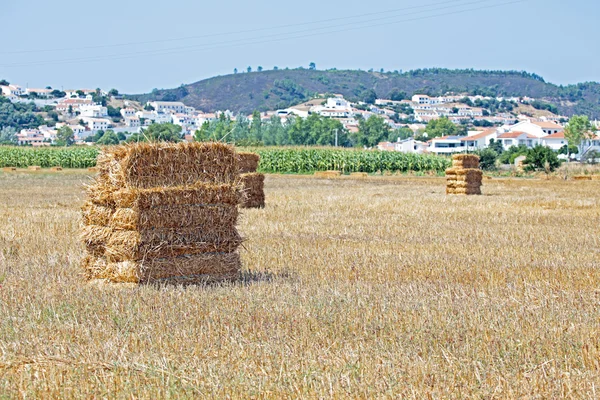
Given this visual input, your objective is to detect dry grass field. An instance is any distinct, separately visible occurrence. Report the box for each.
[1,170,600,398]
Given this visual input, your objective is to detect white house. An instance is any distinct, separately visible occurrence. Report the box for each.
[124,117,140,128]
[81,117,110,132]
[25,88,53,97]
[412,95,431,104]
[17,129,46,146]
[1,85,25,96]
[462,128,498,149]
[55,99,93,113]
[319,109,351,118]
[79,104,108,118]
[428,136,467,154]
[120,108,136,118]
[509,120,563,138]
[541,131,567,151]
[148,101,186,114]
[496,131,540,150]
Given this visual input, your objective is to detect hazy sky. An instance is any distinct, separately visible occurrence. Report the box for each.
[0,0,597,93]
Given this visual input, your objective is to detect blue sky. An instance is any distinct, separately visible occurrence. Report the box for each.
[0,0,597,93]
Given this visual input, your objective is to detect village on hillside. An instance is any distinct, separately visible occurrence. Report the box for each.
[3,81,600,160]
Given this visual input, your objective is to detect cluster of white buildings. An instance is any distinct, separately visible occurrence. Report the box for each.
[377,119,600,159]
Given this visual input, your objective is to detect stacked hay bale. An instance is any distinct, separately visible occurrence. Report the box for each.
[446,154,483,195]
[238,152,265,208]
[81,142,243,285]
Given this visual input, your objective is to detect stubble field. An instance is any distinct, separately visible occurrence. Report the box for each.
[1,171,599,398]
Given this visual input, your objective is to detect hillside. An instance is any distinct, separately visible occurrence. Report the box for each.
[129,68,600,118]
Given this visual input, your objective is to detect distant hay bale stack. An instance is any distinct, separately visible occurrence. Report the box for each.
[87,167,99,172]
[446,155,482,195]
[315,170,341,178]
[81,142,243,285]
[350,172,368,178]
[591,176,600,181]
[236,152,265,209]
[573,175,593,181]
[2,167,16,172]
[50,166,63,171]
[240,173,265,208]
[28,166,41,171]
[237,152,261,173]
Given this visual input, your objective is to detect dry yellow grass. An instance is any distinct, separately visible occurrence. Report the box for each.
[1,172,600,397]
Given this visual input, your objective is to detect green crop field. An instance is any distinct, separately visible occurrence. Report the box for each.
[0,146,450,174]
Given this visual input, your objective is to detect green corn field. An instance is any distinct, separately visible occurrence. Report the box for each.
[0,146,450,173]
[0,147,99,169]
[250,148,450,174]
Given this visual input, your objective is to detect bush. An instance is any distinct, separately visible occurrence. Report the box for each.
[473,148,498,171]
[523,145,561,173]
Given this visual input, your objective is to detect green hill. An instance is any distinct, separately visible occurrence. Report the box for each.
[129,68,600,118]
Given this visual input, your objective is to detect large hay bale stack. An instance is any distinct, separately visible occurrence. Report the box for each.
[446,155,482,195]
[238,152,265,209]
[81,142,243,285]
[2,167,16,172]
[28,166,41,171]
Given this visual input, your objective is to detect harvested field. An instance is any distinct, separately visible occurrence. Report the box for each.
[1,172,600,397]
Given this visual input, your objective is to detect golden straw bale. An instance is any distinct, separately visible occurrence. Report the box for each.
[315,171,341,178]
[110,204,238,230]
[446,181,483,189]
[81,202,115,226]
[112,183,241,209]
[84,253,240,284]
[448,187,482,195]
[350,172,368,178]
[237,152,260,173]
[99,142,239,188]
[28,166,41,171]
[240,173,265,209]
[2,167,16,172]
[50,166,63,171]
[88,167,99,172]
[573,175,593,181]
[104,228,243,262]
[452,154,480,169]
[591,176,600,181]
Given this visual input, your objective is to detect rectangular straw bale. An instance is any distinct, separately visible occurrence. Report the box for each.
[50,166,63,171]
[446,181,483,189]
[573,175,592,181]
[112,183,241,209]
[2,167,16,172]
[350,172,368,178]
[81,202,115,226]
[447,187,481,195]
[452,154,480,169]
[104,228,242,262]
[237,152,260,173]
[81,224,115,257]
[100,142,239,188]
[240,173,265,209]
[315,171,341,178]
[110,204,238,230]
[28,166,41,171]
[84,253,240,284]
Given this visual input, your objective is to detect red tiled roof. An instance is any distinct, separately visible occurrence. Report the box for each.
[461,129,496,141]
[545,131,565,139]
[497,131,528,139]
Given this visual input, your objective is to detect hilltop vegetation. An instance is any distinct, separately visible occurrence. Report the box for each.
[130,68,600,117]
